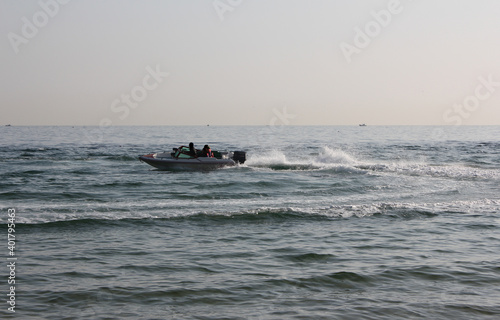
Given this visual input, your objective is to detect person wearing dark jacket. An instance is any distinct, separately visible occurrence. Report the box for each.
[188,142,197,158]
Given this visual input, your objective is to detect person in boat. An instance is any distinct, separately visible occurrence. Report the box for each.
[199,145,214,157]
[188,142,197,158]
[174,143,197,158]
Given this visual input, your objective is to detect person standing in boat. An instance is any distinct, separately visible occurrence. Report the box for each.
[200,145,214,158]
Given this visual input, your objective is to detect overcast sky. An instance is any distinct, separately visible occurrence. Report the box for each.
[1,0,500,126]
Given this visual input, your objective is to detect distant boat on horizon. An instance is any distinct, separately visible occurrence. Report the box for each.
[5,124,12,127]
[359,123,367,127]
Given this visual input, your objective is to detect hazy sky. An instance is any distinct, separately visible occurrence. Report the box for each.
[1,0,500,126]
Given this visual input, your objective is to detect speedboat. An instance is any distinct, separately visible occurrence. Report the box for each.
[139,147,246,171]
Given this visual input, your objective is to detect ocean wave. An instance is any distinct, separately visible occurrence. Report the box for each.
[0,145,138,162]
[265,271,373,290]
[8,198,500,225]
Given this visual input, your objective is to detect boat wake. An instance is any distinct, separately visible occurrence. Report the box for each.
[245,147,500,181]
[245,147,362,173]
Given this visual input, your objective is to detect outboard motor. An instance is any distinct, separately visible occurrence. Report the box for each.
[232,151,246,164]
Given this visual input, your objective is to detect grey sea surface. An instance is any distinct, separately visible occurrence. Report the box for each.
[1,125,500,319]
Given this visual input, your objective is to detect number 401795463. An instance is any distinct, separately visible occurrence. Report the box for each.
[8,208,16,256]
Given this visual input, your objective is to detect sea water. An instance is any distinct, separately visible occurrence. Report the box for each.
[1,125,499,319]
